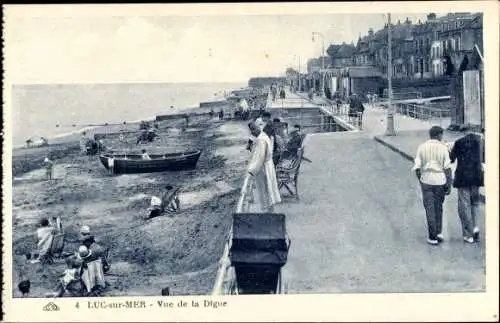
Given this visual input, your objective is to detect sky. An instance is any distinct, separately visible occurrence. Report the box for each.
[3,4,451,84]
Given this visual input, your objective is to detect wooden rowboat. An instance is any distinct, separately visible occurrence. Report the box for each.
[99,150,202,174]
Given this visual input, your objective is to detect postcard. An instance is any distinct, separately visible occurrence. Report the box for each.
[2,2,498,322]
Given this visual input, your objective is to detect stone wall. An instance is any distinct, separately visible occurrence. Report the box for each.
[267,108,324,134]
[380,77,452,98]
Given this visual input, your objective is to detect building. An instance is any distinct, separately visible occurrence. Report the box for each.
[431,40,444,76]
[354,31,373,66]
[300,12,483,102]
[326,43,356,68]
[411,14,436,78]
[446,13,484,129]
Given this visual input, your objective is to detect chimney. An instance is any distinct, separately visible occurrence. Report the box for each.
[368,28,374,37]
[427,13,436,21]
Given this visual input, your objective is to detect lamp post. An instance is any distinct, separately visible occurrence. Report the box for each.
[298,55,301,92]
[385,13,396,136]
[312,32,325,97]
[293,54,302,92]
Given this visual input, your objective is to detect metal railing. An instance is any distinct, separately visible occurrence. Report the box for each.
[316,99,363,129]
[212,174,253,295]
[381,91,422,101]
[393,102,451,121]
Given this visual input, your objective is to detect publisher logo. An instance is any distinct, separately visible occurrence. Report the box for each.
[43,302,60,311]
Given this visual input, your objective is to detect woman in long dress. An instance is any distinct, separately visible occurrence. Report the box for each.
[247,122,281,212]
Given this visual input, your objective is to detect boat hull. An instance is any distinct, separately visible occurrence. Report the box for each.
[99,150,202,174]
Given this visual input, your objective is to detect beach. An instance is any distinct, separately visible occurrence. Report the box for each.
[12,111,253,297]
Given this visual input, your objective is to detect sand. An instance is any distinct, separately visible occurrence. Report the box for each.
[11,115,254,297]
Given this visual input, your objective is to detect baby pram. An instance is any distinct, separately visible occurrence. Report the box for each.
[228,213,291,294]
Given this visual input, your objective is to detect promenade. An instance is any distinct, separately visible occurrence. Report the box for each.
[265,90,485,293]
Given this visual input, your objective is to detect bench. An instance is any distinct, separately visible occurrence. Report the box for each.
[276,147,304,200]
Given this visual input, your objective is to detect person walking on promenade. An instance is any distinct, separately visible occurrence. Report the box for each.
[271,83,278,102]
[356,96,365,129]
[413,126,452,245]
[348,93,364,127]
[246,122,281,212]
[449,124,485,243]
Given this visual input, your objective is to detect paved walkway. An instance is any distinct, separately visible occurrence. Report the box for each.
[276,131,485,293]
[362,105,485,198]
[214,90,486,295]
[267,91,319,109]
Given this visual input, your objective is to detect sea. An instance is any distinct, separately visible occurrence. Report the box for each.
[11,82,246,147]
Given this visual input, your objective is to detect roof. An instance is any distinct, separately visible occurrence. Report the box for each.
[337,44,356,58]
[327,43,356,59]
[346,67,382,78]
[463,13,483,29]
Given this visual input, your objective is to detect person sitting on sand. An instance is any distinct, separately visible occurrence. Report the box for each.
[31,218,58,264]
[141,149,151,160]
[77,225,109,272]
[146,185,180,219]
[136,130,147,144]
[147,129,157,142]
[82,235,110,273]
[43,157,54,181]
[40,137,49,146]
[147,195,163,219]
[50,245,106,297]
[161,185,180,213]
[79,225,91,240]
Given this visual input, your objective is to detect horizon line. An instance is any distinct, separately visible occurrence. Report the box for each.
[10,80,253,86]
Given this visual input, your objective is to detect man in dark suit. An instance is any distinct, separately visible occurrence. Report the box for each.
[285,125,305,156]
[449,124,485,243]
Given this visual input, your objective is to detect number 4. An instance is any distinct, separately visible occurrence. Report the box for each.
[75,302,80,309]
